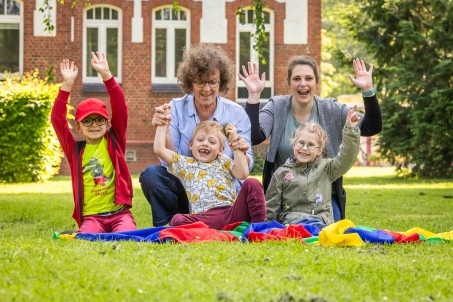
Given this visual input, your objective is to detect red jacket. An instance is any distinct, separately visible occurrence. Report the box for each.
[51,77,133,226]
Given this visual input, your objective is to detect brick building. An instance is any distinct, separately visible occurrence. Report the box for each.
[1,0,321,174]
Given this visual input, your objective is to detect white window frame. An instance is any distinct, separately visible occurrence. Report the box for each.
[236,7,274,103]
[83,5,122,84]
[0,0,23,78]
[152,5,190,84]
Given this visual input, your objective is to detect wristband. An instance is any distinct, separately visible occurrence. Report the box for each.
[362,87,376,97]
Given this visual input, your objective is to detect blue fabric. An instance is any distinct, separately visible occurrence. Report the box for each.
[139,165,190,226]
[294,219,323,236]
[243,220,286,239]
[331,194,341,222]
[344,227,395,244]
[76,226,172,242]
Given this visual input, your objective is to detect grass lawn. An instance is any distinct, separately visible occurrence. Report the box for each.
[0,167,452,301]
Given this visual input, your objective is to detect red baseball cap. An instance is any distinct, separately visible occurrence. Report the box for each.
[75,98,109,122]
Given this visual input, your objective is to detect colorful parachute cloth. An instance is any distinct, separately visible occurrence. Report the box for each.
[53,219,453,246]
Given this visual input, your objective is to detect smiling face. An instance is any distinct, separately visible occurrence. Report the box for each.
[289,64,318,106]
[292,128,323,164]
[192,69,220,111]
[189,127,224,163]
[76,113,108,144]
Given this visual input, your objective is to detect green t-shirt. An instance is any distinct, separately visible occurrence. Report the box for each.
[82,137,120,216]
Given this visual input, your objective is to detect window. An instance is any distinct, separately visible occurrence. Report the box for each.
[0,0,21,77]
[236,8,273,101]
[152,6,189,84]
[83,6,121,84]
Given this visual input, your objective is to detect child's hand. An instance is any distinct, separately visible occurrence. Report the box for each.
[346,106,360,128]
[152,103,172,127]
[90,51,112,80]
[60,59,78,91]
[223,124,238,141]
[60,59,78,82]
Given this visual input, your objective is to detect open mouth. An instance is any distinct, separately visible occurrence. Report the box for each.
[298,89,310,96]
[200,92,213,97]
[199,148,210,155]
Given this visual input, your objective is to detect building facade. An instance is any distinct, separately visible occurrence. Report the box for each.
[1,0,321,174]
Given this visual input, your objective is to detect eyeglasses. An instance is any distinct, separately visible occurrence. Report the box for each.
[81,117,107,127]
[295,141,319,150]
[193,80,220,88]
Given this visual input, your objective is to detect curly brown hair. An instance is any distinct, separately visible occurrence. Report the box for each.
[177,44,233,94]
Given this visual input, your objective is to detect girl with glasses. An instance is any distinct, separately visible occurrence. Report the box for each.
[266,108,361,228]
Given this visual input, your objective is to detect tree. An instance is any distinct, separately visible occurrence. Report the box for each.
[345,0,452,177]
[321,0,372,98]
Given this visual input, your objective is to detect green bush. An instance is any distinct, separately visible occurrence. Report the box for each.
[0,70,65,183]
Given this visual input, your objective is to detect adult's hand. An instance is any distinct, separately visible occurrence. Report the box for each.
[348,58,373,92]
[152,104,172,127]
[238,62,266,104]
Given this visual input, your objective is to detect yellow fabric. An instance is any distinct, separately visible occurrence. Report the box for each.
[433,231,453,240]
[82,137,120,215]
[58,233,77,240]
[400,227,437,238]
[318,219,364,247]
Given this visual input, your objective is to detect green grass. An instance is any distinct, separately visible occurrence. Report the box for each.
[1,167,452,301]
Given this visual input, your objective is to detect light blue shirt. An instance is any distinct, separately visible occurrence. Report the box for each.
[167,94,254,192]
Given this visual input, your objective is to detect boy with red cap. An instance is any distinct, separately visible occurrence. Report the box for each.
[51,52,136,233]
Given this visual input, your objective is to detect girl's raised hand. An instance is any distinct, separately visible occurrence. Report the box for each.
[346,106,360,128]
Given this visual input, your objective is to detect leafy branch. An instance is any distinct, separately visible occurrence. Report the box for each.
[236,0,268,64]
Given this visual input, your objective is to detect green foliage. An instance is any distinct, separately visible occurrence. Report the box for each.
[321,0,372,99]
[0,71,64,183]
[235,0,269,65]
[345,0,453,178]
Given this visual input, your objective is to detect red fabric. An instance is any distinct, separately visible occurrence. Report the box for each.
[222,221,244,231]
[382,230,421,243]
[159,222,239,243]
[51,77,133,226]
[248,225,311,243]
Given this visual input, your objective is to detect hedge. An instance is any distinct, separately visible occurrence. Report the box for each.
[0,71,67,183]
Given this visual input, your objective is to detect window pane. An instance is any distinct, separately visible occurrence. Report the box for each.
[0,24,19,72]
[238,87,271,99]
[86,28,98,77]
[155,28,167,77]
[180,10,186,21]
[263,11,270,24]
[258,32,270,78]
[239,32,251,70]
[155,10,161,20]
[95,7,102,19]
[112,9,118,20]
[163,8,170,20]
[106,28,118,77]
[87,9,93,19]
[247,10,253,24]
[7,0,19,15]
[103,7,110,20]
[174,29,186,76]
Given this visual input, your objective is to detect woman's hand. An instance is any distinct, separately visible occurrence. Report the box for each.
[238,62,266,104]
[152,103,172,127]
[348,58,373,92]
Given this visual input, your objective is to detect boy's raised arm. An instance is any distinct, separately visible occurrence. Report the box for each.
[153,104,175,165]
[90,51,112,81]
[225,124,249,180]
[60,59,78,92]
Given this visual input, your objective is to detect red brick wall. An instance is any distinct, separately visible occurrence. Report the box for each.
[24,0,321,175]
